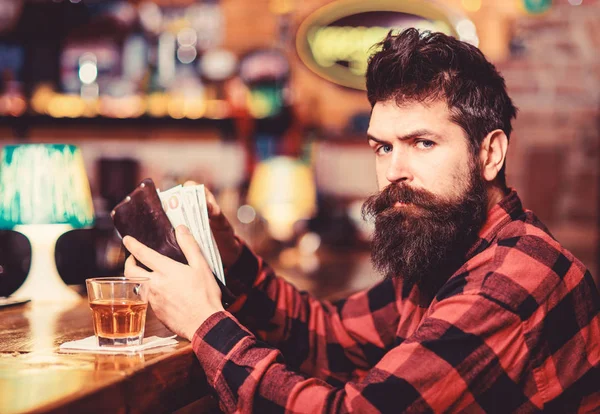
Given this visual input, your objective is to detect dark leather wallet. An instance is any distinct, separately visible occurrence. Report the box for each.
[111,178,236,307]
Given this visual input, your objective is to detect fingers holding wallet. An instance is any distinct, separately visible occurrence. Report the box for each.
[174,225,212,272]
[123,236,173,272]
[123,254,149,279]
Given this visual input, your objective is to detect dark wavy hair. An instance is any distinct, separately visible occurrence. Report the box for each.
[366,28,517,187]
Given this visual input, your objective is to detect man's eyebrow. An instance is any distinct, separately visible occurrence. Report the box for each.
[367,130,443,144]
[367,134,387,145]
[398,129,443,141]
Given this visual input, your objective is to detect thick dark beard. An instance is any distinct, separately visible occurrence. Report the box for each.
[362,165,488,297]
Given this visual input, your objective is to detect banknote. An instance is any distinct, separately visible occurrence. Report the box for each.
[195,185,226,286]
[158,185,188,229]
[157,183,226,286]
[181,186,215,272]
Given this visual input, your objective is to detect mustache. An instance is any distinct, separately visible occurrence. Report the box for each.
[361,184,441,219]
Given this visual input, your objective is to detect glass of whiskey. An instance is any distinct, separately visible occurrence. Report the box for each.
[86,277,150,346]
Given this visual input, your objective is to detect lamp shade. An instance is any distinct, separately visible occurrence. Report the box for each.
[0,144,95,228]
[247,156,316,241]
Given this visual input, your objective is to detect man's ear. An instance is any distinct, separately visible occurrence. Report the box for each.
[479,129,508,182]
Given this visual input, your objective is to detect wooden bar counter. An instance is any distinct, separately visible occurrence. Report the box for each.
[0,247,378,413]
[0,299,217,414]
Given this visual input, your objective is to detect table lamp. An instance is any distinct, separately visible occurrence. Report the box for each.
[0,144,95,302]
[247,156,316,241]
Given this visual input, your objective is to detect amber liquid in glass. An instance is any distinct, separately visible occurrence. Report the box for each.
[90,299,148,346]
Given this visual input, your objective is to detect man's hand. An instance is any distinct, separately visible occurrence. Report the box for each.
[184,181,242,269]
[123,225,224,341]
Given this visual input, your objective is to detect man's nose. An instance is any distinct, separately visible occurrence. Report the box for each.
[385,151,413,184]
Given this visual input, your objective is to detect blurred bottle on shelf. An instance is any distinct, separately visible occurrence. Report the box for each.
[0,43,25,116]
[16,0,238,121]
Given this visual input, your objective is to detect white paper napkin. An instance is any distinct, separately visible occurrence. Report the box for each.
[59,335,178,354]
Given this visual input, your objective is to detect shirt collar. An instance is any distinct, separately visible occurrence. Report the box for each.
[467,189,524,258]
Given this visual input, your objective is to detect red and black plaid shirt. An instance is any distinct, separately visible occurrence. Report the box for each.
[192,190,600,413]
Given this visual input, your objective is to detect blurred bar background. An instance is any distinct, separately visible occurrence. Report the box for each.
[0,0,598,300]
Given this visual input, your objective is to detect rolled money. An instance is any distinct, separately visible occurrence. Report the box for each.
[210,230,225,286]
[196,185,226,286]
[181,186,215,271]
[158,185,190,230]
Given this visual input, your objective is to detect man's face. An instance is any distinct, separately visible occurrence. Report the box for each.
[363,99,488,295]
[367,100,473,200]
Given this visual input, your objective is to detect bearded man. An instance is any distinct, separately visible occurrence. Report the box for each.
[124,29,600,413]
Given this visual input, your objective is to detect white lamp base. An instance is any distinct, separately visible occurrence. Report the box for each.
[11,224,82,303]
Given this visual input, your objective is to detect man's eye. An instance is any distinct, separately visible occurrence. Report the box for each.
[377,144,392,154]
[416,140,435,149]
